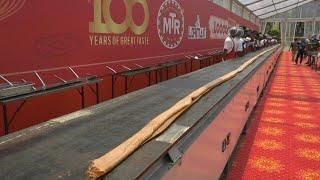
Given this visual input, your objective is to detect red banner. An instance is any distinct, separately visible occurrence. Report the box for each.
[0,0,258,75]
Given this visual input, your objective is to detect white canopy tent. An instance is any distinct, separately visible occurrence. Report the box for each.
[237,0,319,45]
[237,0,316,19]
[211,0,320,44]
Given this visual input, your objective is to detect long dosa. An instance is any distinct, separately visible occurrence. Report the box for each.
[87,46,280,179]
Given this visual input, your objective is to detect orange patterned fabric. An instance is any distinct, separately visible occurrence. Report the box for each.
[228,51,320,180]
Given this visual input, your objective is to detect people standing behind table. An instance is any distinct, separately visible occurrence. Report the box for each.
[242,28,253,53]
[254,38,260,50]
[248,30,258,52]
[260,39,264,48]
[257,34,266,49]
[244,36,252,54]
[260,37,267,48]
[239,26,249,54]
[289,38,298,62]
[234,28,245,57]
[295,39,307,65]
[306,34,320,66]
[223,27,272,60]
[223,27,237,60]
[270,38,277,45]
[239,36,245,56]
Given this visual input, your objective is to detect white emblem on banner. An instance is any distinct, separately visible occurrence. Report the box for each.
[209,16,238,40]
[157,0,185,49]
[188,15,207,40]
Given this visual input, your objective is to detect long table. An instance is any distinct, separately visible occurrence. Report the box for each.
[0,46,281,179]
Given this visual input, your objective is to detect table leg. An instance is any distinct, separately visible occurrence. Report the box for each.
[125,76,128,94]
[175,64,178,77]
[96,83,99,104]
[3,105,8,135]
[185,62,188,74]
[81,87,85,109]
[111,75,115,98]
[148,72,151,86]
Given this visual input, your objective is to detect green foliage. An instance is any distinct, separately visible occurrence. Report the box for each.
[268,28,281,39]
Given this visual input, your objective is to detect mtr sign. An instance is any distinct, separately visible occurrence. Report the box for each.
[157,0,185,49]
[163,13,181,36]
[88,0,149,35]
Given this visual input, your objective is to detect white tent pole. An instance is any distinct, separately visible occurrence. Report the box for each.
[312,18,316,35]
[284,20,288,45]
[262,22,267,34]
[304,21,307,37]
[288,22,291,42]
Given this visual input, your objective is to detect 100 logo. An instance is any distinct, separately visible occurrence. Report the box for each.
[89,0,149,35]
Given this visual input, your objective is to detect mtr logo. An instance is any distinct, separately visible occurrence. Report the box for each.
[157,0,184,49]
[88,0,149,35]
[163,13,181,35]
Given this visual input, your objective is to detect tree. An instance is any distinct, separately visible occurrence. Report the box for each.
[268,28,281,39]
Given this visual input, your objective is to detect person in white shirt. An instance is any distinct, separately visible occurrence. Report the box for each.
[254,39,260,49]
[245,37,252,52]
[234,28,245,57]
[223,27,238,60]
[260,39,265,48]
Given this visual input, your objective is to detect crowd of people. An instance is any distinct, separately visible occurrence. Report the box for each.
[223,26,278,60]
[289,35,320,67]
[223,26,320,69]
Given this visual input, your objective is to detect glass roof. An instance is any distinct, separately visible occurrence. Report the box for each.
[238,0,315,19]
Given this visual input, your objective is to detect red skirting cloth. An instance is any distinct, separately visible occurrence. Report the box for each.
[228,51,320,180]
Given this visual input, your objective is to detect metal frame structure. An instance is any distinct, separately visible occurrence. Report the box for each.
[261,17,320,44]
[212,0,317,33]
[237,0,316,19]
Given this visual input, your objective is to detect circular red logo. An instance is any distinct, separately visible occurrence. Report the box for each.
[157,0,184,49]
